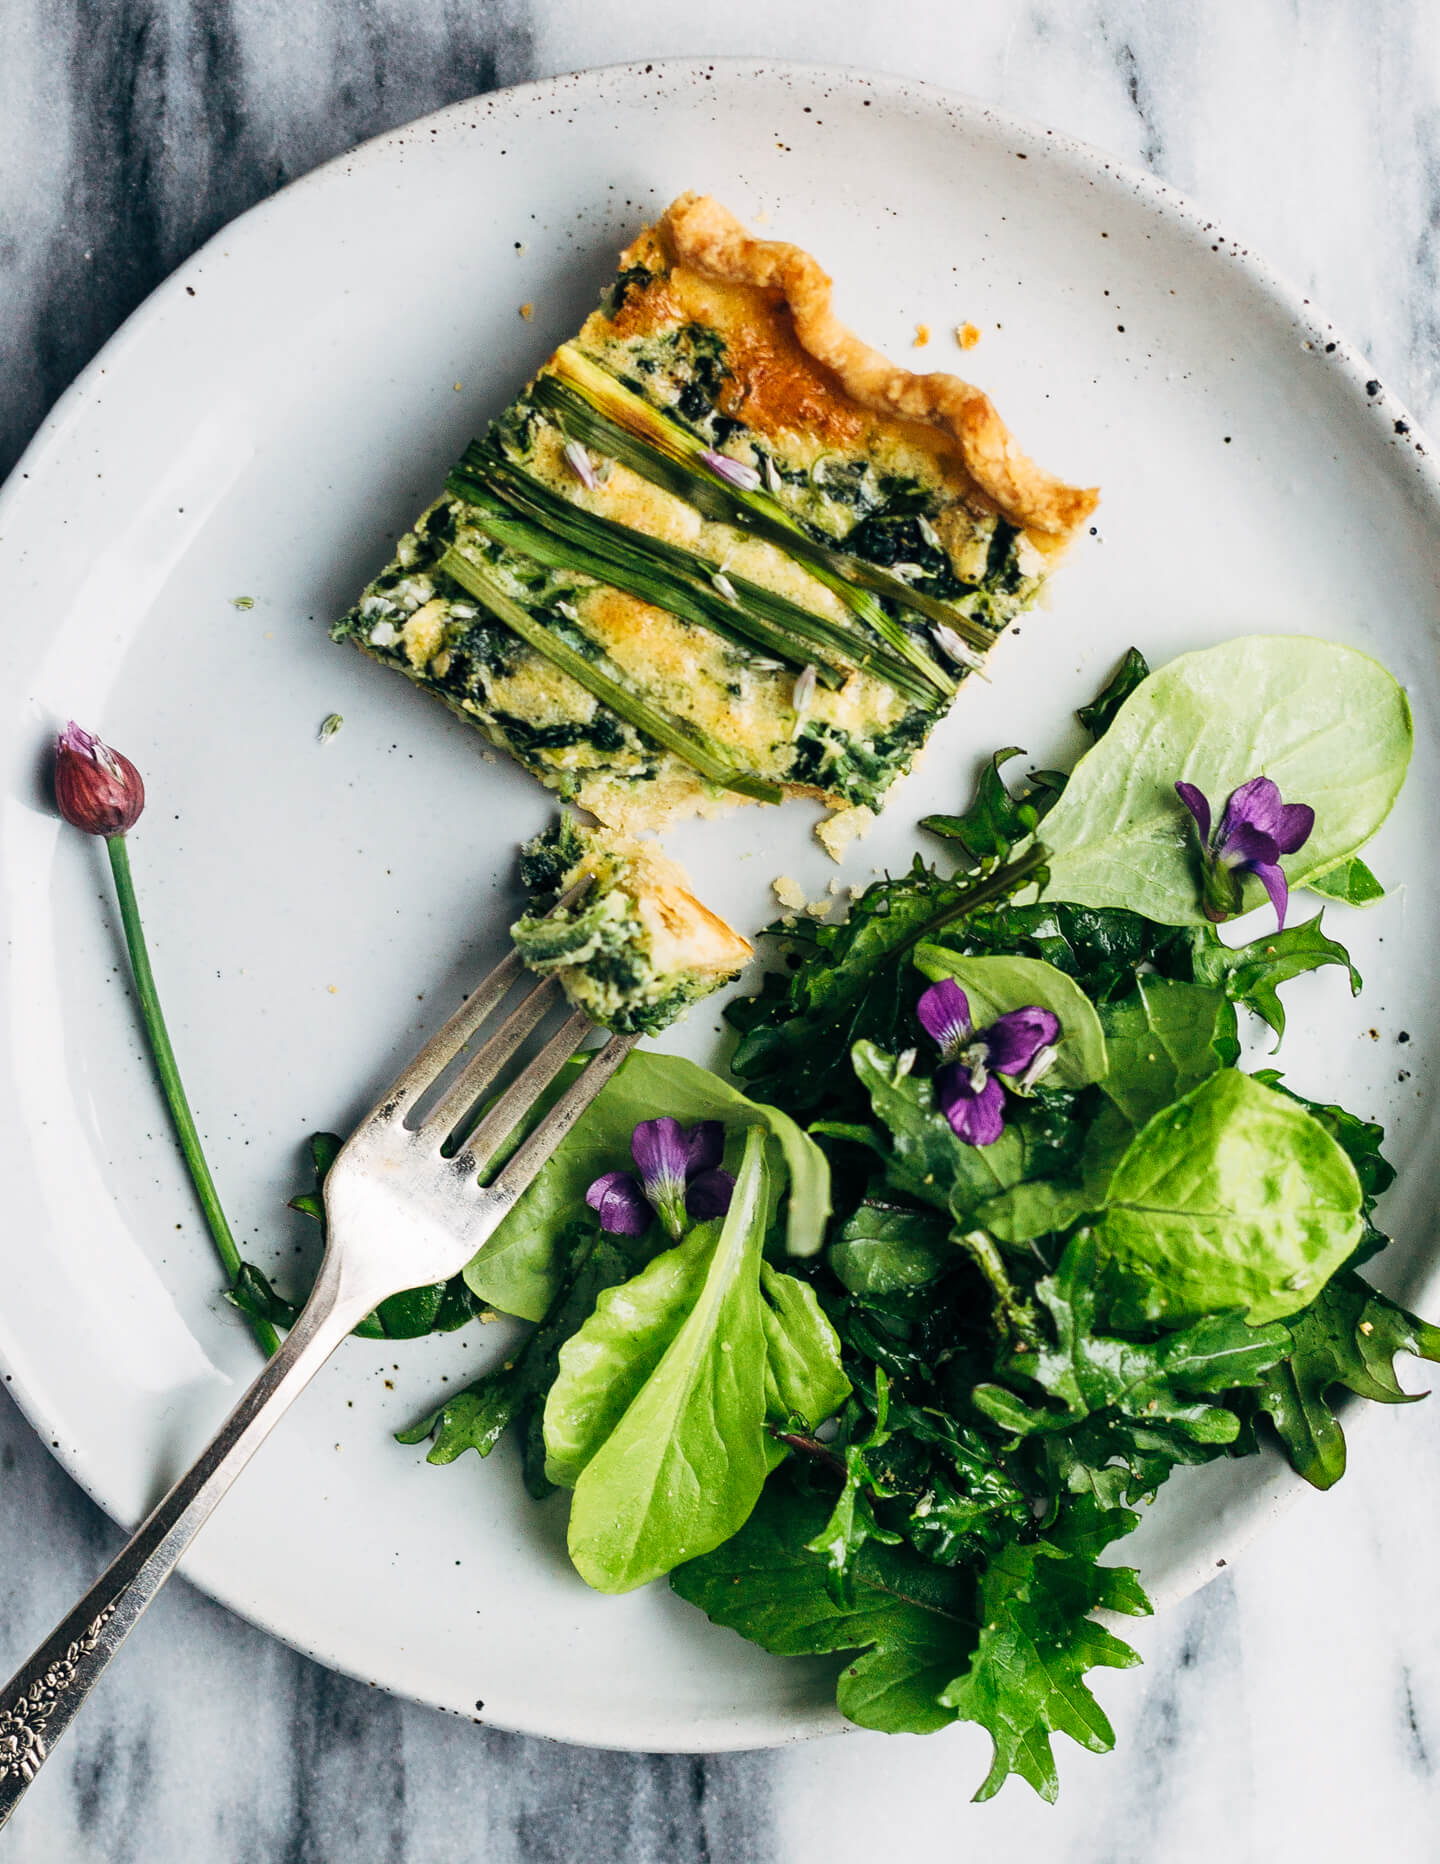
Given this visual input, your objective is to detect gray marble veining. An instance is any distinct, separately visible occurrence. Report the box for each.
[6,2,1440,1859]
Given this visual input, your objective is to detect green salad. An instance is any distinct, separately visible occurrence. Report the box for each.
[372,633,1434,1800]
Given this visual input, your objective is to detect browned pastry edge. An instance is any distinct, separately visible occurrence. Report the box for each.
[653,192,1099,538]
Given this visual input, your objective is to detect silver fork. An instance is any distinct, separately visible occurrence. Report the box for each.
[0,946,634,1828]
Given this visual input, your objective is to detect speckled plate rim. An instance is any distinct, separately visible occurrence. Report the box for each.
[1,54,1435,1752]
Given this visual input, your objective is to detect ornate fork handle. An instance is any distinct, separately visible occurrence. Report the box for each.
[0,931,629,1831]
[0,1261,364,1829]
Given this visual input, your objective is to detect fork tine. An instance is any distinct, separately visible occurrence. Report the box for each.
[417,973,565,1144]
[372,881,589,1120]
[451,1008,597,1175]
[377,948,527,1119]
[484,1030,638,1210]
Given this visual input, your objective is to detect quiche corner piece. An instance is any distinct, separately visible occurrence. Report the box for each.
[510,815,752,1036]
[334,193,1098,837]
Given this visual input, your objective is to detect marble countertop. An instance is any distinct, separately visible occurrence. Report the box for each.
[6,3,1440,1858]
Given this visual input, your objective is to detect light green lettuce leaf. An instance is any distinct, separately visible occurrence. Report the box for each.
[545,1130,848,1593]
[1097,976,1237,1130]
[464,1050,831,1320]
[1096,1071,1364,1325]
[542,1224,716,1491]
[1039,636,1411,924]
[760,1262,851,1430]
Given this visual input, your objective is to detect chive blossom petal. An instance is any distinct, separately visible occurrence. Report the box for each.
[563,440,599,490]
[701,448,762,492]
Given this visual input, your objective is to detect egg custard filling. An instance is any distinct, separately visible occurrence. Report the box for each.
[333,193,1097,838]
[511,816,753,1035]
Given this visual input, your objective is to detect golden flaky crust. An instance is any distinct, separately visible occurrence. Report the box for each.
[653,192,1099,539]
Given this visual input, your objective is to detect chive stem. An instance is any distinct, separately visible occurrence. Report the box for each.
[449,470,847,688]
[105,834,280,1358]
[544,348,996,667]
[437,547,782,805]
[454,445,940,705]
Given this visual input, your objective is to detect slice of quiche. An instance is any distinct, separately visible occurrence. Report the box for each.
[511,816,752,1035]
[334,193,1097,837]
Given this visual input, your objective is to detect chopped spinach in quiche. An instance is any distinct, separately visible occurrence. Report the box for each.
[333,194,1097,835]
[512,816,751,1035]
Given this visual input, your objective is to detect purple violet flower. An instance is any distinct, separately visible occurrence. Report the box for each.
[701,448,762,492]
[585,1116,735,1241]
[1174,775,1315,929]
[916,979,1060,1148]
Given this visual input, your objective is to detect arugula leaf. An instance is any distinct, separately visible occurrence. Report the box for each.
[912,947,1110,1089]
[1041,637,1412,923]
[906,1437,1034,1565]
[1188,913,1361,1042]
[372,1278,486,1340]
[850,1040,1025,1218]
[1255,1271,1440,1488]
[226,1260,303,1333]
[1305,856,1385,906]
[727,849,1048,1114]
[972,1235,1288,1449]
[1096,1071,1365,1326]
[953,899,1194,1005]
[1097,976,1237,1129]
[939,1497,1150,1802]
[464,1051,831,1319]
[805,1370,904,1595]
[672,1482,978,1735]
[1028,1414,1227,1513]
[1076,647,1150,739]
[919,749,1062,864]
[398,1375,515,1465]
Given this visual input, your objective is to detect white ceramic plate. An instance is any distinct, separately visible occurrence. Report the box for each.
[2,59,1438,1753]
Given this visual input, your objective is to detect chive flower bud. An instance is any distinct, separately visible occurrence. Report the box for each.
[53,721,146,837]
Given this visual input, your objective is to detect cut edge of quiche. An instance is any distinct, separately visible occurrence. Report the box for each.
[334,193,1098,846]
[511,815,753,1036]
